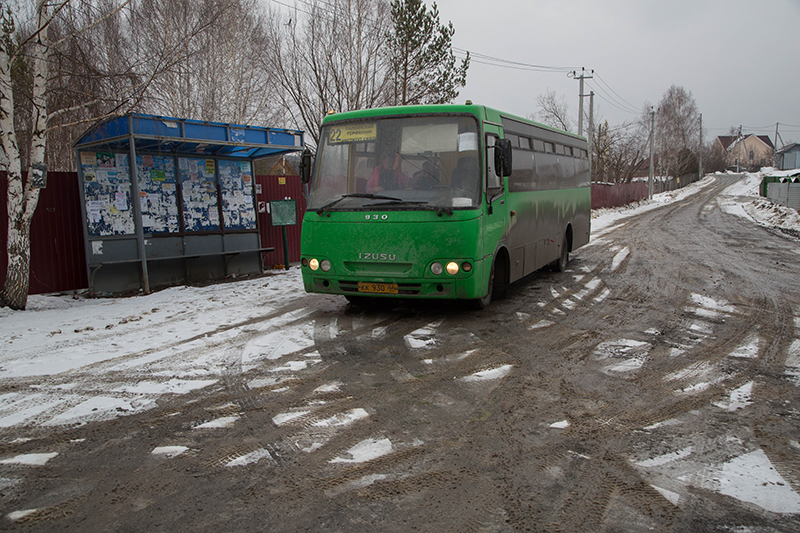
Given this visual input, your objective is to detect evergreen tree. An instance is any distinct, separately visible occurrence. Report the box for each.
[386,0,469,106]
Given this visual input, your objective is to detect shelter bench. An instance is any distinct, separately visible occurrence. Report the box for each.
[88,247,275,296]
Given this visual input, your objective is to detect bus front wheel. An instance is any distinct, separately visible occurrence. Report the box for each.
[473,262,494,309]
[473,255,507,310]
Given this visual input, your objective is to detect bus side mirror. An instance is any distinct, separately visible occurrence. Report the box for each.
[495,139,513,177]
[300,149,313,184]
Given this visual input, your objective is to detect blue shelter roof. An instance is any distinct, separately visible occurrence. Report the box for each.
[74,114,304,159]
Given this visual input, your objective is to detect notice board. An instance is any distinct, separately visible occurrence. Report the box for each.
[136,155,179,233]
[80,151,135,236]
[179,157,220,231]
[269,199,298,226]
[219,160,256,230]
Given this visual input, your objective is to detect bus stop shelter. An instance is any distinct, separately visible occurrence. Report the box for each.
[74,114,304,296]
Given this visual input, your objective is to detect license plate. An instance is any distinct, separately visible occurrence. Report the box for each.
[357,282,398,294]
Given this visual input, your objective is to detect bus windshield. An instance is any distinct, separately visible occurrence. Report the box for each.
[309,115,481,211]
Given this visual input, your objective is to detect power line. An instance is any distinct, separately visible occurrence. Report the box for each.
[585,80,640,116]
[453,47,577,73]
[592,72,640,114]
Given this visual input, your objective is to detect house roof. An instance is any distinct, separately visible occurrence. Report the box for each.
[717,134,775,151]
[777,142,800,154]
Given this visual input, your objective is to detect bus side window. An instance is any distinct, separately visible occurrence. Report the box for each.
[486,135,501,188]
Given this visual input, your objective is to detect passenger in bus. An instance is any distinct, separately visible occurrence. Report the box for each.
[411,161,440,189]
[451,157,480,200]
[366,152,410,193]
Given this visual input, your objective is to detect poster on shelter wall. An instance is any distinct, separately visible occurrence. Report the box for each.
[219,160,256,230]
[136,155,179,233]
[80,152,135,236]
[178,156,220,232]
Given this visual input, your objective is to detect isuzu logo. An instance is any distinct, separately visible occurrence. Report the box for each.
[358,253,396,261]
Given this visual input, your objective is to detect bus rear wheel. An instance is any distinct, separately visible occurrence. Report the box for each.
[551,234,569,272]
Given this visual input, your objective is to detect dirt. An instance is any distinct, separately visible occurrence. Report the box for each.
[2,174,800,532]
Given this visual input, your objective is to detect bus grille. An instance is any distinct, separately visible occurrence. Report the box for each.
[339,280,422,295]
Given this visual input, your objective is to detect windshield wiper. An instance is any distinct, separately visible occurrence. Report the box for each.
[316,193,403,215]
[364,200,454,216]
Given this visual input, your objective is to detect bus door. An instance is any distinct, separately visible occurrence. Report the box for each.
[483,131,507,264]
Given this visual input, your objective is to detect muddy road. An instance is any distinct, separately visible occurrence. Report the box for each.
[2,174,800,532]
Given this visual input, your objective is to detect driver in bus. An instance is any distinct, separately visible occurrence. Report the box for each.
[366,152,410,193]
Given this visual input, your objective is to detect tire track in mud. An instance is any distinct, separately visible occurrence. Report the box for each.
[5,175,800,531]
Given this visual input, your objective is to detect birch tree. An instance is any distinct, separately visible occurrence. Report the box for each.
[0,0,52,310]
[1,0,226,309]
[656,85,700,178]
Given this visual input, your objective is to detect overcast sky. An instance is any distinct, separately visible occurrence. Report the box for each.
[434,0,800,144]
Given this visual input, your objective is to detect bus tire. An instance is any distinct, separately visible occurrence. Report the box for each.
[473,261,495,310]
[552,234,569,272]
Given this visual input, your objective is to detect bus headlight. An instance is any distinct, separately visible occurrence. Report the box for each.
[461,262,472,273]
[446,262,459,275]
[309,258,320,271]
[320,259,331,272]
[431,262,444,275]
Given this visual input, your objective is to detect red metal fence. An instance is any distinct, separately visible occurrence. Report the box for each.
[3,172,676,295]
[256,174,306,267]
[0,172,88,295]
[591,181,649,210]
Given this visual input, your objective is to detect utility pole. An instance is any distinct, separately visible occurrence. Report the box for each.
[648,107,655,199]
[569,68,593,136]
[775,122,784,168]
[589,91,594,175]
[698,113,703,180]
[775,122,784,150]
[738,125,745,172]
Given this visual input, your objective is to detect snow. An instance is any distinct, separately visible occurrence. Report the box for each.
[0,171,798,516]
[225,448,273,467]
[636,446,694,468]
[0,452,58,466]
[713,381,754,412]
[193,416,240,429]
[151,446,189,458]
[590,171,800,238]
[610,246,630,272]
[652,485,681,506]
[461,364,513,382]
[404,320,442,349]
[680,449,800,514]
[7,509,39,522]
[329,437,393,464]
[312,408,369,428]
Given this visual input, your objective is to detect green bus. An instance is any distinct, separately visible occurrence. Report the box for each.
[299,103,590,308]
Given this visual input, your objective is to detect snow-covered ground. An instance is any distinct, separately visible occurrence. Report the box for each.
[1,171,797,420]
[2,171,800,519]
[592,169,800,236]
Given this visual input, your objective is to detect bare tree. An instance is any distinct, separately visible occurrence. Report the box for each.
[592,119,649,183]
[137,0,278,125]
[267,0,394,145]
[1,0,59,310]
[531,88,573,133]
[1,0,227,309]
[655,85,700,178]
